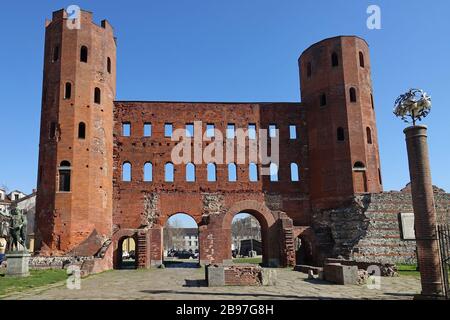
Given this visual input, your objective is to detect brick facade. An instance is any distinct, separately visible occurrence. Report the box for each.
[34,8,449,271]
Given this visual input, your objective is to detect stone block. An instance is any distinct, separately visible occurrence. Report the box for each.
[6,252,31,277]
[206,264,225,287]
[323,263,358,285]
[261,269,277,286]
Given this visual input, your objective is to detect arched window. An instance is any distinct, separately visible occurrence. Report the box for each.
[290,163,299,182]
[359,51,365,68]
[80,46,88,63]
[122,162,131,182]
[249,163,258,182]
[228,163,237,182]
[270,163,278,182]
[337,127,345,141]
[331,52,339,67]
[94,87,101,104]
[207,163,216,182]
[366,127,373,144]
[64,82,72,99]
[349,87,357,102]
[53,45,60,62]
[186,163,195,182]
[107,57,111,73]
[353,162,365,170]
[306,62,312,78]
[144,162,152,182]
[59,161,71,192]
[320,93,327,106]
[165,163,174,182]
[78,122,86,139]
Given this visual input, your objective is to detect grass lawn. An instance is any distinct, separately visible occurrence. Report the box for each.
[232,257,263,264]
[0,269,67,297]
[396,264,450,278]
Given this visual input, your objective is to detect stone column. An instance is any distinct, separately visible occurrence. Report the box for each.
[404,125,444,298]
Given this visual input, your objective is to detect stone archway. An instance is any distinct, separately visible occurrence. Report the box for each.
[112,229,138,269]
[222,200,279,267]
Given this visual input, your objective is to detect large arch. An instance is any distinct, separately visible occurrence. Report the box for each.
[222,200,279,267]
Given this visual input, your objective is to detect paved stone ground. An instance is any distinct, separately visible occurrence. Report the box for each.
[4,268,420,300]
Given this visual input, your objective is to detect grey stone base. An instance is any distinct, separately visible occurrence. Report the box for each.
[6,252,31,277]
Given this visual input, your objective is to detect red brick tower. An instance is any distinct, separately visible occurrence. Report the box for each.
[299,36,382,209]
[35,9,116,254]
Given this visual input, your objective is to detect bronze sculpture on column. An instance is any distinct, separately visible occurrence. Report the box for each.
[394,89,444,299]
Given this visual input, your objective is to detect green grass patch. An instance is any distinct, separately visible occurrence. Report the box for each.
[0,269,67,297]
[232,257,263,264]
[396,264,450,278]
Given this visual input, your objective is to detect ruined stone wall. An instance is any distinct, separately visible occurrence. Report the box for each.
[312,187,450,265]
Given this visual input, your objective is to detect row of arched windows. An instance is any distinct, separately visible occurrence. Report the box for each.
[121,162,301,183]
[306,51,365,78]
[52,45,112,74]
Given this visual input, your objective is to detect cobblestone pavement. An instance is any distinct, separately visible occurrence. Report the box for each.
[5,268,420,300]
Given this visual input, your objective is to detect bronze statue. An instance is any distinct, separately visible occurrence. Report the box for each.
[0,207,28,252]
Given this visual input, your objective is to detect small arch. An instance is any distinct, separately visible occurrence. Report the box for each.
[353,161,366,170]
[249,163,258,182]
[53,45,60,62]
[144,162,152,182]
[269,163,278,182]
[165,162,174,182]
[94,87,101,104]
[331,52,339,67]
[107,57,112,73]
[64,82,72,99]
[186,163,195,182]
[122,162,132,182]
[80,46,88,63]
[228,163,237,182]
[118,236,137,269]
[290,163,299,182]
[320,93,327,106]
[58,161,71,192]
[349,87,357,103]
[207,163,216,182]
[359,51,365,68]
[366,127,373,144]
[306,62,312,78]
[78,122,86,139]
[337,127,345,141]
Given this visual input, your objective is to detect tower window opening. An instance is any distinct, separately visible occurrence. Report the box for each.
[53,45,60,62]
[228,163,237,182]
[359,51,365,68]
[249,163,258,182]
[78,122,86,139]
[107,57,112,73]
[248,124,256,140]
[331,52,339,67]
[94,87,101,104]
[289,125,297,140]
[366,127,373,144]
[64,82,72,99]
[337,127,345,141]
[80,46,88,63]
[165,162,174,182]
[353,162,366,170]
[350,87,357,103]
[371,94,375,109]
[49,122,57,139]
[270,163,279,182]
[58,161,71,192]
[144,123,152,137]
[165,124,173,138]
[186,163,196,182]
[122,123,131,137]
[320,93,327,106]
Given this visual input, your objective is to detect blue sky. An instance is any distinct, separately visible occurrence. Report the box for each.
[1,0,449,201]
